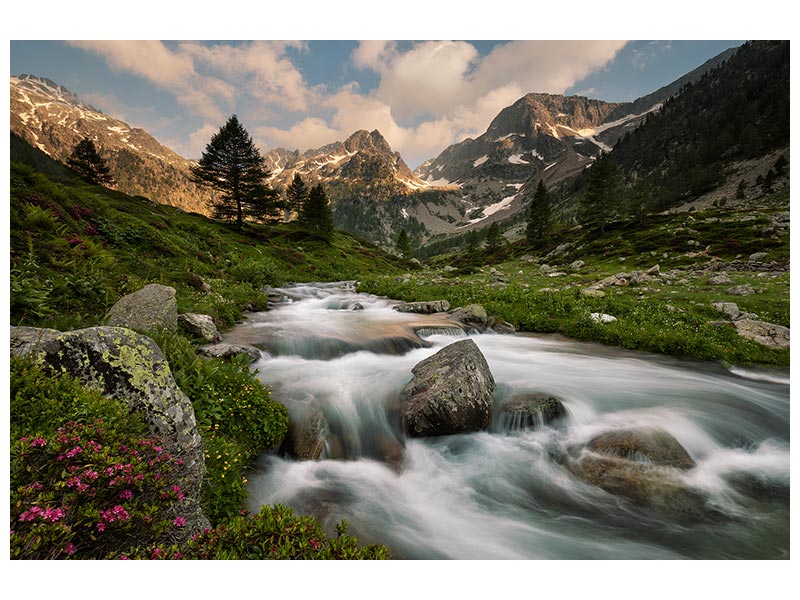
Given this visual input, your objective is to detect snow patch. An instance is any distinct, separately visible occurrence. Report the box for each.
[494,132,524,142]
[108,126,128,134]
[425,177,461,188]
[456,193,518,228]
[473,155,489,167]
[401,208,409,220]
[507,154,528,165]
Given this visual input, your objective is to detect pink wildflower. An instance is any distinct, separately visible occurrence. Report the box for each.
[173,516,186,527]
[30,438,47,447]
[96,522,106,532]
[65,542,76,556]
[119,489,133,500]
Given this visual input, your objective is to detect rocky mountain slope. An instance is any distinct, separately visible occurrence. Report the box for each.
[264,129,428,195]
[10,74,213,215]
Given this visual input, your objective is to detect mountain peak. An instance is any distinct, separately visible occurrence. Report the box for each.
[12,73,100,112]
[344,129,393,154]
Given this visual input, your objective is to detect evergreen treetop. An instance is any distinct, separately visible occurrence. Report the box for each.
[67,137,114,186]
[525,180,551,248]
[191,115,281,229]
[299,183,334,242]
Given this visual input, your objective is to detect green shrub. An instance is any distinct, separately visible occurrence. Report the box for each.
[140,504,389,560]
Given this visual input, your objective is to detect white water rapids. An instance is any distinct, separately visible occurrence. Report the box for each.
[226,282,789,559]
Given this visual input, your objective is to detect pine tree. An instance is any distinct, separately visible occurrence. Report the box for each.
[525,180,551,248]
[191,115,281,229]
[581,152,622,233]
[485,222,502,252]
[396,228,412,258]
[299,184,334,242]
[67,137,114,186]
[284,173,309,222]
[628,177,655,226]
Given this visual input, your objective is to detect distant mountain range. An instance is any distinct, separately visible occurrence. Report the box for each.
[12,41,788,252]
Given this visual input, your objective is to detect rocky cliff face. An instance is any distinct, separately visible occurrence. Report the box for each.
[10,74,214,216]
[264,129,428,195]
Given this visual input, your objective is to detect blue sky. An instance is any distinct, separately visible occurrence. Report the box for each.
[10,40,742,167]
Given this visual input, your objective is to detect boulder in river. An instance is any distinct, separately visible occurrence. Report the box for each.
[393,300,451,314]
[448,304,489,328]
[282,409,329,460]
[562,428,718,521]
[106,284,178,333]
[400,339,495,437]
[498,393,567,431]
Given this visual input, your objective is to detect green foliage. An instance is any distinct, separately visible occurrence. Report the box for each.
[149,330,288,523]
[142,505,389,560]
[191,115,282,228]
[66,137,114,186]
[10,162,403,329]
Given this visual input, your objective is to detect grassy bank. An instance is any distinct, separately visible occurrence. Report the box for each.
[9,163,397,559]
[360,202,789,367]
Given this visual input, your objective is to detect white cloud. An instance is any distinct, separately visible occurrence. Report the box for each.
[70,40,628,168]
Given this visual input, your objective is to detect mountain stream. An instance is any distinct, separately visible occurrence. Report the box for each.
[226,282,790,559]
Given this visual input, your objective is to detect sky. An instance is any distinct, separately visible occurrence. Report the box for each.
[9,39,744,168]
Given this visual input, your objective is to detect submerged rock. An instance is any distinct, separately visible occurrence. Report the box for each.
[498,393,567,431]
[283,409,329,461]
[106,284,177,333]
[400,339,495,437]
[562,428,715,521]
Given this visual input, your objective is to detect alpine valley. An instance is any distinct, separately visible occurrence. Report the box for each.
[10,42,770,251]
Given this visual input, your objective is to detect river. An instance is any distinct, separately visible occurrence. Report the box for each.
[225,282,790,559]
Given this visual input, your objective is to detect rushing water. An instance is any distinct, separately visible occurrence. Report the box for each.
[227,282,790,559]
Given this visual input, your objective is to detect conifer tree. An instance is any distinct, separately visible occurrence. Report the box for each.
[285,173,309,221]
[485,222,502,252]
[581,152,622,233]
[191,115,280,229]
[396,228,412,258]
[67,137,114,186]
[525,180,551,248]
[299,183,334,242]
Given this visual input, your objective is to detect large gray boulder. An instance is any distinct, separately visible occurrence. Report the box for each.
[393,300,451,314]
[733,319,790,349]
[178,312,220,342]
[400,339,495,437]
[106,284,177,333]
[10,325,209,537]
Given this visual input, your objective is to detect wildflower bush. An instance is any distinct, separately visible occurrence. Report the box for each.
[10,358,190,559]
[136,504,389,560]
